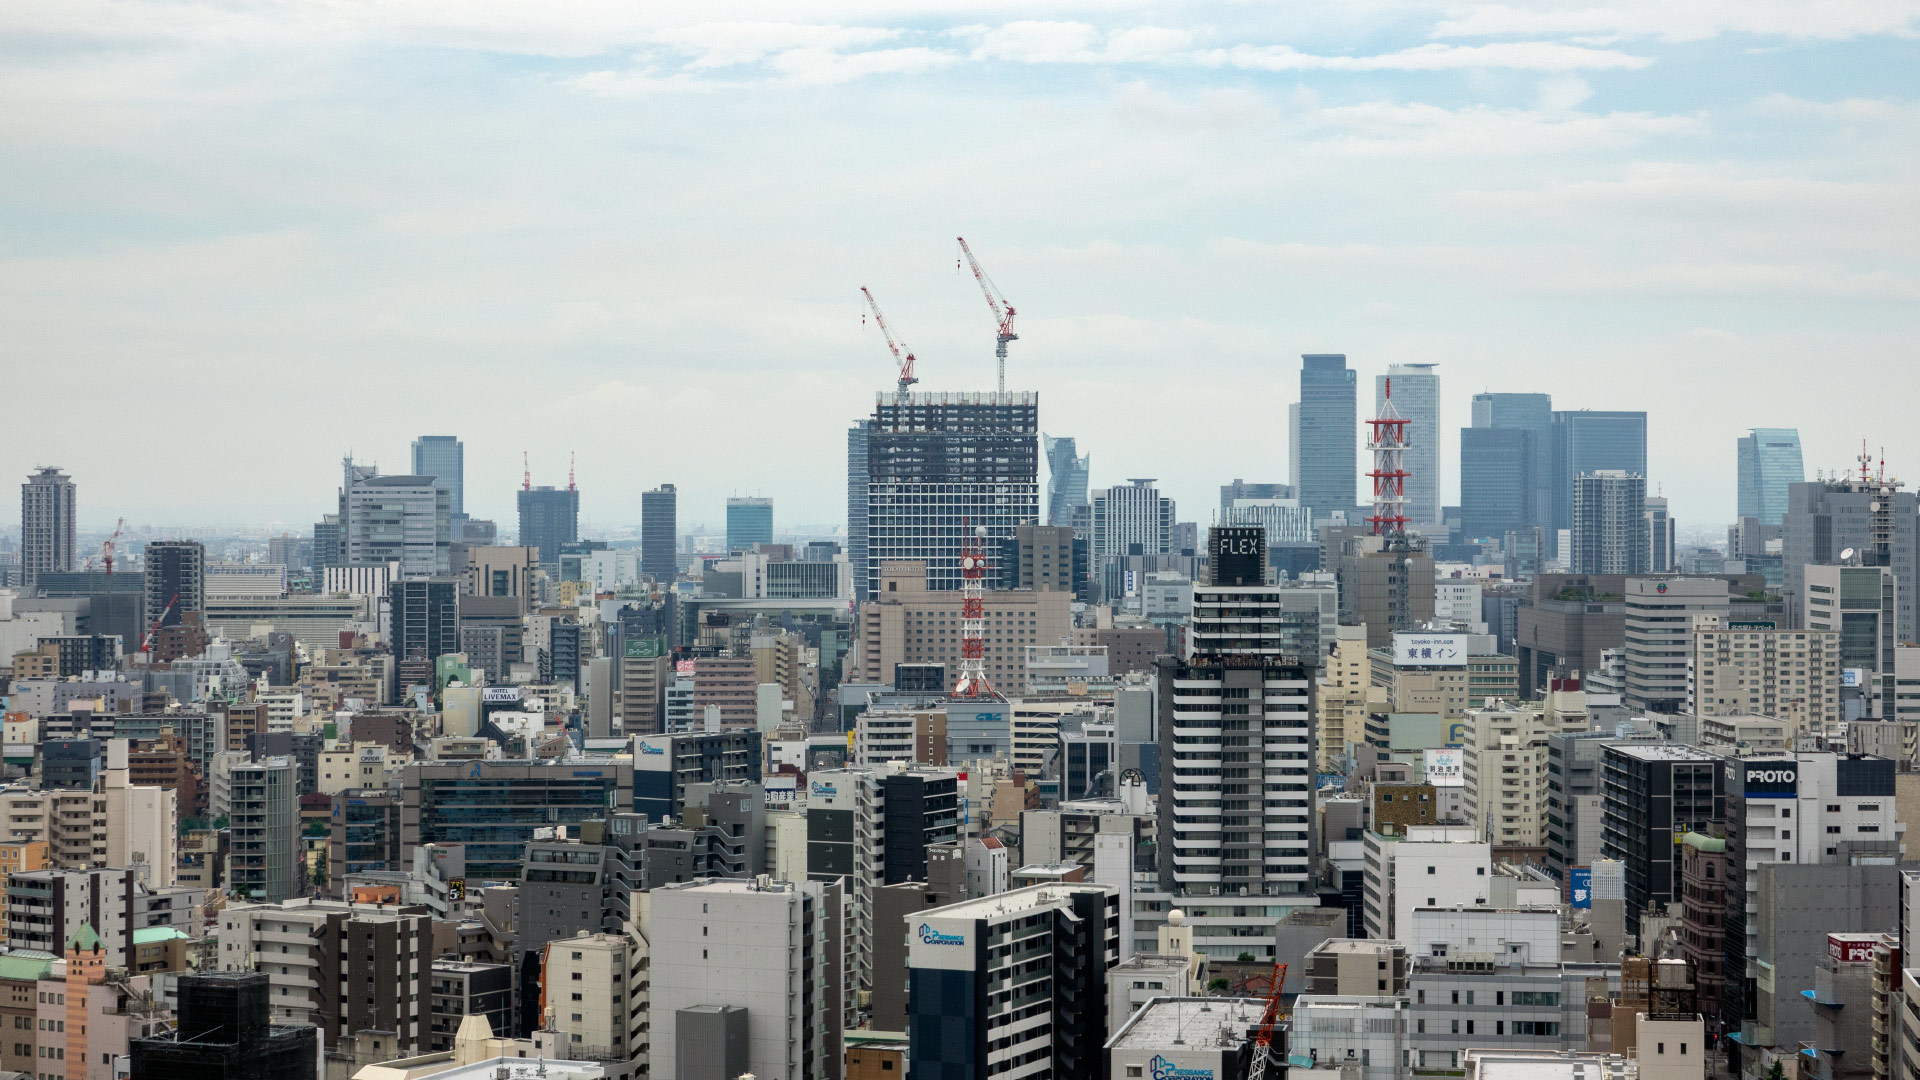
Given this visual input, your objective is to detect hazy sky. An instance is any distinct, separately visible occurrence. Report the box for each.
[3,1,1917,539]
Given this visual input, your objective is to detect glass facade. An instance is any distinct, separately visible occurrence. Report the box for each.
[1297,354,1357,520]
[1458,427,1532,542]
[410,435,464,517]
[1737,427,1803,525]
[1552,410,1647,543]
[412,768,627,880]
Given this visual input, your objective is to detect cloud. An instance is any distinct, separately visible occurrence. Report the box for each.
[961,20,1193,63]
[767,45,958,84]
[1433,0,1920,42]
[648,21,903,69]
[1196,40,1654,72]
[1306,101,1701,155]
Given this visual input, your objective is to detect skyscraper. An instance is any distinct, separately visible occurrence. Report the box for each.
[1296,354,1357,521]
[1043,433,1090,527]
[20,466,76,587]
[516,485,579,569]
[1736,427,1804,526]
[847,423,870,601]
[409,435,464,517]
[1569,471,1649,574]
[1470,392,1553,531]
[340,463,451,577]
[1219,478,1290,522]
[143,540,205,627]
[1552,410,1647,543]
[641,483,677,581]
[1644,494,1675,572]
[1782,476,1918,642]
[725,496,774,552]
[1090,480,1174,563]
[1376,363,1439,525]
[1458,427,1532,542]
[863,390,1038,596]
[1156,525,1316,900]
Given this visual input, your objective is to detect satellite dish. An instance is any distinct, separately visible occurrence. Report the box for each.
[1841,548,1857,562]
[1870,502,1882,512]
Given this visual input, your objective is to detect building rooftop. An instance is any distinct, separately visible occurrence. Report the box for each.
[1111,954,1194,974]
[1106,996,1268,1052]
[920,881,1110,921]
[1462,1048,1633,1079]
[1605,743,1720,762]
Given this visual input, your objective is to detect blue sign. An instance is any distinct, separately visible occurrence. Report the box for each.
[811,781,837,797]
[638,742,666,756]
[917,923,965,947]
[1569,867,1592,909]
[1150,1057,1214,1080]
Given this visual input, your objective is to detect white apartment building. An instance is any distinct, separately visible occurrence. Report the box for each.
[645,878,838,1080]
[1688,615,1841,735]
[1362,825,1492,940]
[537,931,646,1069]
[1460,703,1586,849]
[318,743,396,795]
[1623,576,1730,715]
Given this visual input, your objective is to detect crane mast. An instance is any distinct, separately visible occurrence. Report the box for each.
[956,237,1017,393]
[860,286,919,402]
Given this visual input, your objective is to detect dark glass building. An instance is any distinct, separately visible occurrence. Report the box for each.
[1551,409,1647,543]
[642,483,678,581]
[1459,426,1534,542]
[1296,353,1357,521]
[516,485,580,569]
[130,971,317,1080]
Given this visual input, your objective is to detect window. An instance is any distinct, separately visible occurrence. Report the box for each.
[1426,866,1436,875]
[1127,1069,1143,1078]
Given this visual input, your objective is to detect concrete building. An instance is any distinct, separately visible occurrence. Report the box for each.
[1622,576,1730,715]
[216,898,433,1051]
[143,540,205,627]
[341,464,451,577]
[907,883,1119,1080]
[1782,476,1918,643]
[1571,471,1649,575]
[534,930,645,1072]
[1091,479,1175,595]
[1600,744,1724,938]
[1689,616,1842,736]
[861,391,1038,598]
[1317,624,1379,772]
[1805,563,1899,722]
[1339,537,1437,651]
[428,960,512,1053]
[20,467,77,587]
[647,877,840,1080]
[401,759,633,881]
[518,485,580,570]
[1361,825,1492,940]
[1105,997,1270,1080]
[227,756,300,902]
[848,560,1071,696]
[1551,409,1647,550]
[1461,702,1588,853]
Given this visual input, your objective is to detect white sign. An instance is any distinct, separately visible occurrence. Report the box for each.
[1424,748,1464,787]
[481,687,521,703]
[1393,632,1468,668]
[907,914,975,971]
[1842,668,1865,689]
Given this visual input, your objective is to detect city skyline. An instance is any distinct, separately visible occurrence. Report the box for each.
[2,5,1914,533]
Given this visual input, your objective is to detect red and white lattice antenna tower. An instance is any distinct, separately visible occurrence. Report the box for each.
[1366,377,1411,537]
[568,451,576,493]
[953,522,996,699]
[523,452,532,492]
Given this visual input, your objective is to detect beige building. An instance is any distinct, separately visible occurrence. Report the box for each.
[1368,642,1516,720]
[1460,699,1589,850]
[462,546,539,613]
[1698,713,1792,755]
[0,741,175,886]
[848,561,1072,695]
[752,630,817,725]
[1315,625,1381,771]
[1687,614,1841,735]
[536,931,645,1066]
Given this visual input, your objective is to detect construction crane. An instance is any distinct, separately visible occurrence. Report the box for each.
[860,286,919,402]
[956,237,1017,393]
[101,517,125,578]
[1247,961,1289,1080]
[137,594,179,657]
[522,452,531,492]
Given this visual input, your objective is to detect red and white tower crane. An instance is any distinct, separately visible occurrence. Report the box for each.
[1247,962,1290,1080]
[953,523,996,699]
[1366,379,1411,539]
[956,237,1017,394]
[522,452,531,492]
[860,286,919,402]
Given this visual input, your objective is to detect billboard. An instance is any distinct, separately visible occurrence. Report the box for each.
[623,636,665,659]
[1209,525,1267,585]
[1423,748,1464,787]
[1393,632,1468,668]
[1569,867,1592,909]
[1741,760,1799,799]
[1829,935,1879,964]
[1843,668,1866,689]
[481,687,521,703]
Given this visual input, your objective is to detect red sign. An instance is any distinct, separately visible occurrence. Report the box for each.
[1829,936,1878,963]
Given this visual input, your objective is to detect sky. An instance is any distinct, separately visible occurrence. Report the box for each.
[2,1,1917,540]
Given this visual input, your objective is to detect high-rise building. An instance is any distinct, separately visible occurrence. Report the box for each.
[1471,392,1553,528]
[1569,471,1648,574]
[649,878,842,1080]
[517,485,579,569]
[848,560,1072,695]
[20,466,76,587]
[1377,363,1440,525]
[1337,535,1437,651]
[1644,495,1675,572]
[388,578,458,665]
[1156,526,1316,900]
[642,483,678,581]
[1044,433,1091,528]
[312,513,342,579]
[1296,354,1357,521]
[216,898,433,1047]
[1622,576,1728,715]
[1090,479,1174,596]
[1458,427,1533,542]
[340,462,451,577]
[1782,476,1918,643]
[725,496,773,552]
[1218,479,1289,521]
[847,423,870,601]
[1689,616,1842,734]
[143,540,205,627]
[1552,410,1647,544]
[1804,563,1897,720]
[227,757,300,903]
[863,391,1038,596]
[1600,744,1724,933]
[410,435,465,517]
[401,759,633,880]
[1737,428,1804,526]
[906,883,1118,1080]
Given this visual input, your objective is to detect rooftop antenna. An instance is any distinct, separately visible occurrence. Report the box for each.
[568,452,576,493]
[522,452,531,492]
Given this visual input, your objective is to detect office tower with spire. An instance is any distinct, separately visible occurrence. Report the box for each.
[1737,428,1804,526]
[410,435,464,518]
[1043,434,1090,528]
[862,391,1038,596]
[20,466,76,587]
[1569,471,1649,574]
[1375,363,1439,525]
[642,483,677,581]
[1295,354,1357,522]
